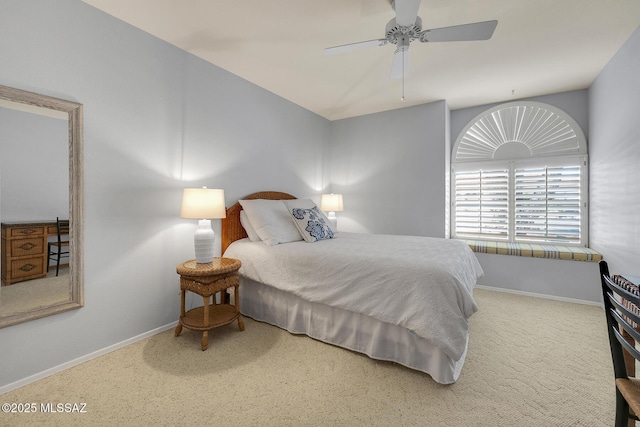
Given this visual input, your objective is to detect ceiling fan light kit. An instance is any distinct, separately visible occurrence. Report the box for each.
[386,16,423,47]
[324,0,498,82]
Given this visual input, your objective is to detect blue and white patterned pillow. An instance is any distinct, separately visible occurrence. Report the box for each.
[284,199,335,243]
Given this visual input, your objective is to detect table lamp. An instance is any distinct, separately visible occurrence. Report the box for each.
[320,193,343,229]
[180,187,226,264]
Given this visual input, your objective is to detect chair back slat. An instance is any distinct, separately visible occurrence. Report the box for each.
[57,218,69,236]
[604,276,640,305]
[56,218,69,244]
[611,311,640,361]
[604,275,640,323]
[600,260,638,379]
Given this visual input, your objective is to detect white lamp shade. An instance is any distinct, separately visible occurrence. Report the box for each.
[320,193,344,212]
[180,188,226,219]
[180,187,226,264]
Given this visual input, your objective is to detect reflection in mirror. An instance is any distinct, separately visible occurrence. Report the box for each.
[0,85,83,328]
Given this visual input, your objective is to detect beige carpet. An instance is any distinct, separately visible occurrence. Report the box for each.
[0,288,617,426]
[0,269,69,316]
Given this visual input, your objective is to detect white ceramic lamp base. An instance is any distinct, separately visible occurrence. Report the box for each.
[327,211,337,230]
[194,219,215,264]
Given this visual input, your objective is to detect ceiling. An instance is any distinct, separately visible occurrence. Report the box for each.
[81,0,640,121]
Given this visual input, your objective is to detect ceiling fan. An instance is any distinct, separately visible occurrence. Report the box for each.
[324,0,498,80]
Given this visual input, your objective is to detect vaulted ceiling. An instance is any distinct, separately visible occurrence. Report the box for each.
[82,0,640,120]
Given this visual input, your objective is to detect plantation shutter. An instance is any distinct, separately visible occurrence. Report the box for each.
[514,165,581,243]
[452,102,588,246]
[454,168,509,239]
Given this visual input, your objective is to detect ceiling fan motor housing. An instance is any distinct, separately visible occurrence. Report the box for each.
[385,16,422,50]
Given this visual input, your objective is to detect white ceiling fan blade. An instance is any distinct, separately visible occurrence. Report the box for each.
[419,20,498,43]
[391,48,409,79]
[393,0,421,27]
[324,38,388,55]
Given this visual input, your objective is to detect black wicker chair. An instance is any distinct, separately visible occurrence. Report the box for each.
[600,260,640,427]
[47,217,70,276]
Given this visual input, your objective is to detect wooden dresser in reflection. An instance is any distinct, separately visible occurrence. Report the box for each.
[1,221,65,285]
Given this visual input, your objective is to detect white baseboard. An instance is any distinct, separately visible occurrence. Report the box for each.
[475,284,603,308]
[0,321,178,396]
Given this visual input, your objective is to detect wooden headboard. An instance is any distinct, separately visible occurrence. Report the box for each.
[221,191,296,254]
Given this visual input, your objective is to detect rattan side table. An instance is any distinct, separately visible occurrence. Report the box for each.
[175,257,244,350]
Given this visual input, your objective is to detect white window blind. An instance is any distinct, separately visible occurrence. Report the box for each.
[452,159,585,244]
[454,168,509,239]
[515,165,581,243]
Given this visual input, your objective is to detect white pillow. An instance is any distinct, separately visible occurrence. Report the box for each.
[238,199,302,246]
[283,199,336,243]
[240,210,261,242]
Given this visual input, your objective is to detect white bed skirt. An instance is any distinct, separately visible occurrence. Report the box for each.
[238,277,468,384]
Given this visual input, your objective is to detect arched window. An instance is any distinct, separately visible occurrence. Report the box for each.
[451,101,588,246]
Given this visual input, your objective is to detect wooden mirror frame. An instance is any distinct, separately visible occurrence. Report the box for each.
[0,84,84,328]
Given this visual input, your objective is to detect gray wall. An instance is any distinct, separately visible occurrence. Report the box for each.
[589,26,640,274]
[329,101,448,237]
[0,0,330,388]
[0,108,69,221]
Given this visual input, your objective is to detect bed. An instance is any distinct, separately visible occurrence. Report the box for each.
[221,191,483,384]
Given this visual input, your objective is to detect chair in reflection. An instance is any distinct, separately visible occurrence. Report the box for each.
[47,217,70,276]
[600,260,640,427]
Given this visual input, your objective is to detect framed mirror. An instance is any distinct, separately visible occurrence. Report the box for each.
[0,84,83,328]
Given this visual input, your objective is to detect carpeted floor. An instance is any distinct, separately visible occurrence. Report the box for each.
[0,269,69,316]
[0,288,617,426]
